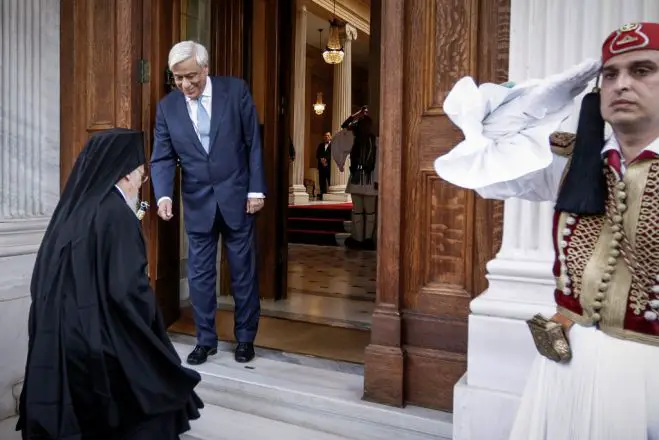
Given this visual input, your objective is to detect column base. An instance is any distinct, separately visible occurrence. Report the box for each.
[289,185,310,205]
[323,186,351,202]
[452,255,558,440]
[453,373,522,440]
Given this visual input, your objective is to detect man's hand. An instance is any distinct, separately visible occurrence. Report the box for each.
[158,199,174,221]
[246,198,265,215]
[321,158,328,167]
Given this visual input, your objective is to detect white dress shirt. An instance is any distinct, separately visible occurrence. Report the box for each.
[115,185,127,201]
[157,79,265,207]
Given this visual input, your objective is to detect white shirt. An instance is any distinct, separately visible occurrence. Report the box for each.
[185,79,213,138]
[114,185,127,201]
[157,80,265,207]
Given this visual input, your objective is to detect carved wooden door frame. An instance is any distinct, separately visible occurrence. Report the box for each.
[363,0,509,411]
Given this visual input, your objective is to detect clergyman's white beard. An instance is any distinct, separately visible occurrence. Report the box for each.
[126,194,139,213]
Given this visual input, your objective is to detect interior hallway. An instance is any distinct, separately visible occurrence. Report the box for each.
[171,243,377,363]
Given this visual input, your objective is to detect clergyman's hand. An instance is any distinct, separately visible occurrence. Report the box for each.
[246,198,265,215]
[158,199,174,221]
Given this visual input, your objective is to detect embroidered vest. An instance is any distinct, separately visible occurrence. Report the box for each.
[551,133,659,346]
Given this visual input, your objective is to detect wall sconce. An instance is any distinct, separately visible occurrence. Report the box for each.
[313,92,326,115]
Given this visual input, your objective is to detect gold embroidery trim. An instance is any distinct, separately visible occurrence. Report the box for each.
[565,215,605,299]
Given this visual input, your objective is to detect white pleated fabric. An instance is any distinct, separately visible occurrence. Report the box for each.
[509,324,659,440]
[433,58,601,191]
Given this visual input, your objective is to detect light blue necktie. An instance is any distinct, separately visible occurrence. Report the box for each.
[196,97,211,153]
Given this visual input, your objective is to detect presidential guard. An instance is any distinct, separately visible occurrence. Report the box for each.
[331,106,379,250]
[435,22,659,439]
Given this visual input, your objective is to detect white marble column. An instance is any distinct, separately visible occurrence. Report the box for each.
[0,0,60,422]
[289,3,310,205]
[453,2,659,439]
[325,24,358,202]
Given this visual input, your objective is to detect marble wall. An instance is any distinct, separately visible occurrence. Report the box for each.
[0,0,60,421]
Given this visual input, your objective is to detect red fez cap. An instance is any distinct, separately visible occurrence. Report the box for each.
[602,22,659,63]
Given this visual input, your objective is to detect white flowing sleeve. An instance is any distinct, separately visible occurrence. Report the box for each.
[331,129,354,170]
[434,58,601,203]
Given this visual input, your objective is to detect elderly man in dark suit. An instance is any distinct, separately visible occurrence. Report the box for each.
[150,41,265,365]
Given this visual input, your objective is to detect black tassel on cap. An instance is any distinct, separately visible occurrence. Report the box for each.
[554,86,607,215]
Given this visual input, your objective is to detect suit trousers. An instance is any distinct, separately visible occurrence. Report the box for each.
[318,165,330,195]
[186,205,260,347]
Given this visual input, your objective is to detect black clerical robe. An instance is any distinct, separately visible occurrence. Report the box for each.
[18,188,203,440]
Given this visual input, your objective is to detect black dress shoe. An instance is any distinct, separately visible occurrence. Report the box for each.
[234,342,255,363]
[187,345,217,365]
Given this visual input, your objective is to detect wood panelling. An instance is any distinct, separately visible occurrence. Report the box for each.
[61,0,182,325]
[60,0,143,188]
[142,0,181,326]
[255,0,290,301]
[364,0,508,411]
[210,0,245,78]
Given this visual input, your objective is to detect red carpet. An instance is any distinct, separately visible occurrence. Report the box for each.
[287,203,352,246]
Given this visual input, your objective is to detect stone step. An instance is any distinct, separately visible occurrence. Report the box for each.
[335,232,351,246]
[183,404,351,440]
[172,339,452,440]
[0,409,351,440]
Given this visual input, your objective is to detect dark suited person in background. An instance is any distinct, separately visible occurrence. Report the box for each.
[150,41,265,365]
[315,132,332,198]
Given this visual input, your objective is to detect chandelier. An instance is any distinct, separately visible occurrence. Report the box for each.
[322,18,344,64]
[313,92,326,115]
[323,1,344,65]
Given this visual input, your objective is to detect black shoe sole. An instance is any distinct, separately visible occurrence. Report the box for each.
[235,354,255,363]
[187,348,218,365]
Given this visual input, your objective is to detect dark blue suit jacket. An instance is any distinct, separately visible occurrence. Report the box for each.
[150,76,266,233]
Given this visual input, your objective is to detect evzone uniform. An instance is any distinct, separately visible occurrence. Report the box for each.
[434,22,659,439]
[331,109,378,250]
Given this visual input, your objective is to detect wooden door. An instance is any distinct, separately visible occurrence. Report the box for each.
[60,0,144,184]
[61,0,181,326]
[214,0,290,301]
[142,0,182,326]
[363,0,509,411]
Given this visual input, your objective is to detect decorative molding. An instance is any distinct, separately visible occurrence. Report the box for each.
[0,217,49,257]
[344,22,358,41]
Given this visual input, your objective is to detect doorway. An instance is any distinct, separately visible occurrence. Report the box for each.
[149,0,379,365]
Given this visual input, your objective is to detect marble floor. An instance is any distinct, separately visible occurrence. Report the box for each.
[218,244,376,329]
[287,243,376,302]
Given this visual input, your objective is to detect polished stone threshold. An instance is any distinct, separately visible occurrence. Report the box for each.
[174,337,453,440]
[171,334,365,375]
[217,291,373,330]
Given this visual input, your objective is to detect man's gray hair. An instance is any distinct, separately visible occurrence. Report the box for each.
[168,41,209,69]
